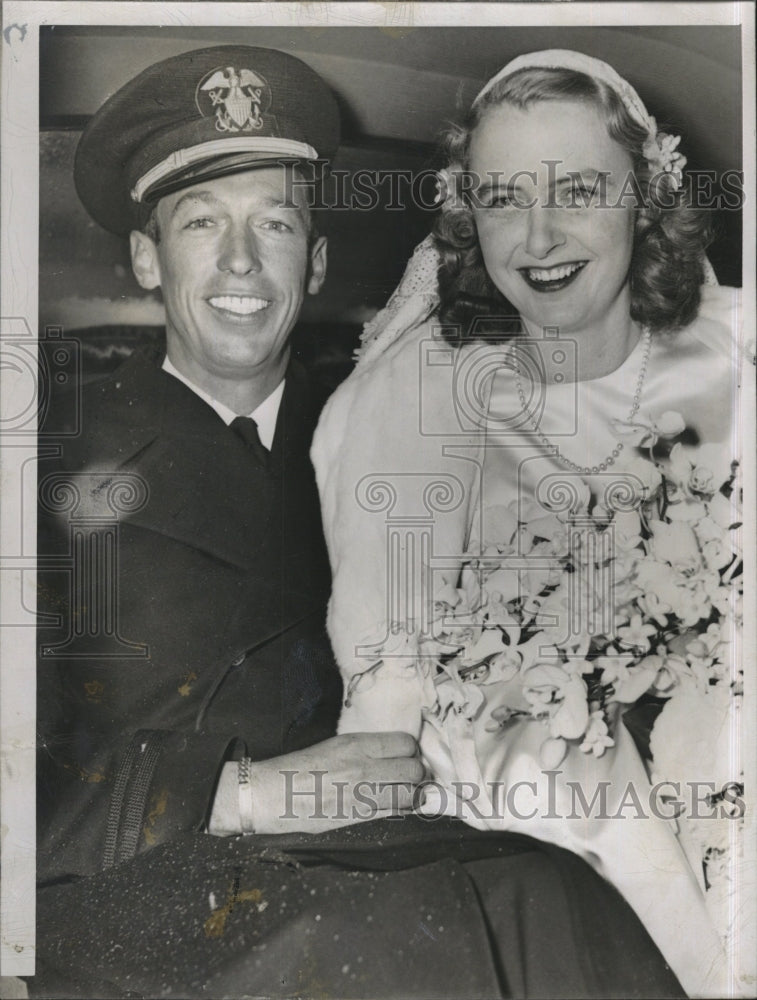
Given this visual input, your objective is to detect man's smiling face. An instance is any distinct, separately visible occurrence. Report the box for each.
[131,166,326,390]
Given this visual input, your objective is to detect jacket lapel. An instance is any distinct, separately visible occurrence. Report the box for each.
[270,362,332,597]
[77,347,278,570]
[60,346,331,625]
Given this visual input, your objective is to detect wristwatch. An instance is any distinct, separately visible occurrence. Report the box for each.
[237,757,255,834]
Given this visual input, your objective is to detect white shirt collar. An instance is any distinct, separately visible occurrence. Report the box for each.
[161,356,285,450]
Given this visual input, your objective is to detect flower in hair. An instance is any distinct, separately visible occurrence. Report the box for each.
[642,120,687,191]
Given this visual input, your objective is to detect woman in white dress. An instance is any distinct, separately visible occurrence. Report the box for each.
[313,51,745,997]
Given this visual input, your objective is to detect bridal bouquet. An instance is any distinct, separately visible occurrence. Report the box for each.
[417,410,743,907]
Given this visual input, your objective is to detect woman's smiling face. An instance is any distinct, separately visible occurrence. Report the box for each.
[469,99,636,340]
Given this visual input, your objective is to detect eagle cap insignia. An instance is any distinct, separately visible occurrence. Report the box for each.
[196,66,272,132]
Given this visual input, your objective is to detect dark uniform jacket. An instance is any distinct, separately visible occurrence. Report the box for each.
[36,342,341,880]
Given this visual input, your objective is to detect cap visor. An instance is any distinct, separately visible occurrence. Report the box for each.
[143,151,323,205]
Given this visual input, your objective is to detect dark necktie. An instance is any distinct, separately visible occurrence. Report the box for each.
[229,415,269,468]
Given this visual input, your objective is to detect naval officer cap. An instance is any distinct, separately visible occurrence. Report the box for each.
[75,45,340,235]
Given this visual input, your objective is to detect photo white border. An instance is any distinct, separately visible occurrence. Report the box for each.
[1,1,754,988]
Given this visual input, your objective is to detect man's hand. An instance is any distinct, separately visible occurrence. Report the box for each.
[208,732,424,836]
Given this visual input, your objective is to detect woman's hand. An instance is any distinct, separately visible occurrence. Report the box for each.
[208,731,424,836]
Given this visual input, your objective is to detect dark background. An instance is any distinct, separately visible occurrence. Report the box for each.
[39,24,743,387]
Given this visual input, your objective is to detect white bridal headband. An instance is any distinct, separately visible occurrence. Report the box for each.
[475,49,652,128]
[356,48,709,368]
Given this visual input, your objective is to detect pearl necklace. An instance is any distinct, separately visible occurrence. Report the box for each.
[512,327,652,476]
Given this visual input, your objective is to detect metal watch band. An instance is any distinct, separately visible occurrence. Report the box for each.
[237,756,255,834]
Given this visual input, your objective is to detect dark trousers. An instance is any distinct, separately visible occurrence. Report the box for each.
[32,819,684,999]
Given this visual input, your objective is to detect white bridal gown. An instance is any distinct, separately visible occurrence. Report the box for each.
[312,284,746,997]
